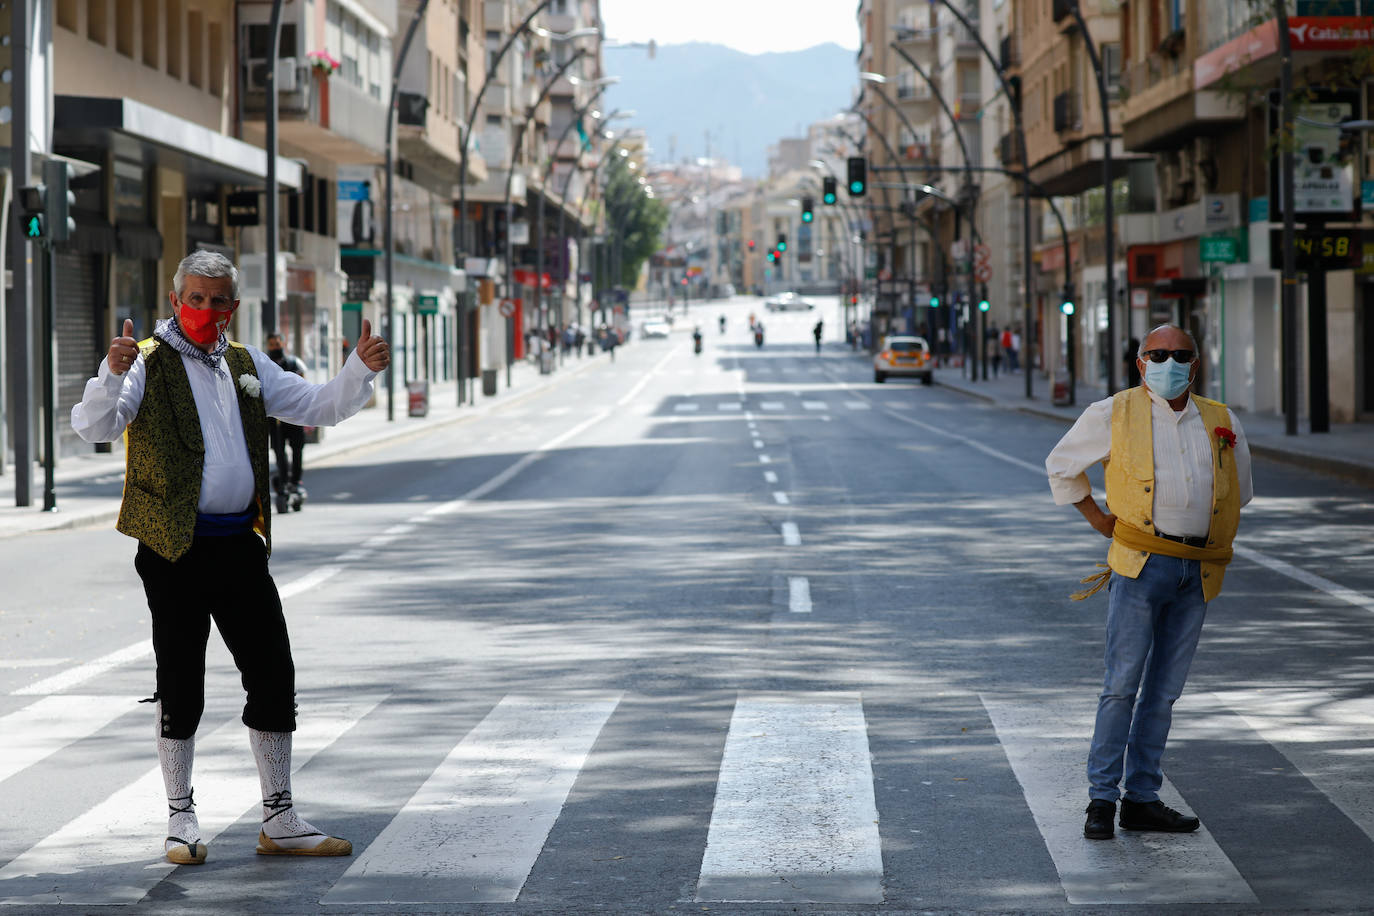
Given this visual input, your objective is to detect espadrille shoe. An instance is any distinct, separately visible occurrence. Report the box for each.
[255,830,352,857]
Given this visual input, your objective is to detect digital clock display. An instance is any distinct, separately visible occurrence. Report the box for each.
[1269,228,1367,271]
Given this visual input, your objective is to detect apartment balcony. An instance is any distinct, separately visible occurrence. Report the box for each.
[1121,53,1242,152]
[241,60,386,163]
[895,83,931,102]
[1053,91,1079,133]
[999,132,1025,166]
[999,35,1020,72]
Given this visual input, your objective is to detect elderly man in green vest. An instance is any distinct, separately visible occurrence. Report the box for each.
[1046,324,1252,841]
[72,250,390,866]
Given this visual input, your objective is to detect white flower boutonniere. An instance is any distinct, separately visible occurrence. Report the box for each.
[238,373,262,398]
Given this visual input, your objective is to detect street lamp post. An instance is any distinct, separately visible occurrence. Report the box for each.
[383,0,432,421]
[924,1,1035,399]
[848,101,914,345]
[454,0,559,405]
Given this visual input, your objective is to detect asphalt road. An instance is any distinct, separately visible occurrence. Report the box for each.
[3,295,1374,914]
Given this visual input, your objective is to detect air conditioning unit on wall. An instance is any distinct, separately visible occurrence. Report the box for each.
[246,58,299,93]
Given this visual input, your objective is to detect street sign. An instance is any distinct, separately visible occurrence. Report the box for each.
[1200,235,1240,264]
[498,298,516,318]
[417,294,439,314]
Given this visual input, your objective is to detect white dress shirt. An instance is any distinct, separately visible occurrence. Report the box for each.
[72,346,377,514]
[1045,390,1253,538]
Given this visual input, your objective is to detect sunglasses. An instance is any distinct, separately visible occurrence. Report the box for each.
[1140,348,1195,364]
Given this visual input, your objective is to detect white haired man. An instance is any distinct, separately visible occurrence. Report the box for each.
[72,250,390,865]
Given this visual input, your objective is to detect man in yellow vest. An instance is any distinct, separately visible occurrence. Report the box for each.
[72,251,390,866]
[1046,324,1252,841]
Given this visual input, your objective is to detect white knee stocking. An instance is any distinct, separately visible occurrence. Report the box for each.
[248,728,330,850]
[156,702,202,859]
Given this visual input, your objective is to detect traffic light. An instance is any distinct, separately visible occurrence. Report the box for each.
[18,184,46,240]
[43,160,76,243]
[776,233,787,253]
[978,298,990,312]
[747,239,755,250]
[929,295,939,308]
[801,197,814,223]
[822,176,837,205]
[1060,299,1075,315]
[846,156,867,197]
[767,249,776,263]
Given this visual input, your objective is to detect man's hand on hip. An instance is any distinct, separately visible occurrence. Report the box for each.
[1074,495,1117,539]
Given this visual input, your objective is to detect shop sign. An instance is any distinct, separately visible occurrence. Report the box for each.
[226,191,260,227]
[1200,235,1241,264]
[1363,180,1374,209]
[345,274,373,302]
[417,294,439,314]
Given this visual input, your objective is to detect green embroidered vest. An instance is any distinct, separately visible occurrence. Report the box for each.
[117,339,272,561]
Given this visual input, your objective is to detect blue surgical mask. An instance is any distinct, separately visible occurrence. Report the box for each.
[1144,358,1193,400]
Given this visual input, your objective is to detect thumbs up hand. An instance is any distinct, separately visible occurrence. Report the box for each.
[355,318,390,373]
[108,319,139,375]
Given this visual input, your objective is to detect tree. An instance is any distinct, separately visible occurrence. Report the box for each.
[598,154,668,291]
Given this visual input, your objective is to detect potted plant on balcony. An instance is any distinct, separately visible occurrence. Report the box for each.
[307,50,339,127]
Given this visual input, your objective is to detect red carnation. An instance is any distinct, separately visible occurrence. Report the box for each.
[1215,426,1236,449]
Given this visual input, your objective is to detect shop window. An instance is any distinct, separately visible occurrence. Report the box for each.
[166,0,181,77]
[57,0,78,33]
[141,0,158,68]
[115,0,134,56]
[87,0,106,44]
[187,10,203,88]
[316,177,330,234]
[209,21,224,96]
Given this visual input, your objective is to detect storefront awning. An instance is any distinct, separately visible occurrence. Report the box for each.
[54,96,302,190]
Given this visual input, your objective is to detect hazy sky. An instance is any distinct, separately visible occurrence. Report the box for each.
[598,0,861,55]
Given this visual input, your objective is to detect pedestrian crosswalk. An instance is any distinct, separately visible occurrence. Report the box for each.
[3,687,1374,907]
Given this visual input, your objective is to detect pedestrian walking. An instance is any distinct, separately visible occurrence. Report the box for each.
[1001,326,1016,372]
[70,251,391,866]
[986,326,1002,377]
[1045,324,1252,841]
[265,333,308,512]
[813,319,824,353]
[1010,328,1022,372]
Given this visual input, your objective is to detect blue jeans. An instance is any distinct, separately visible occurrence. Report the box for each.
[1087,554,1207,804]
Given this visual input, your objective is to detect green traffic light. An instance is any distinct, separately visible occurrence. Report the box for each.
[823,192,836,205]
[849,181,864,194]
[777,241,787,252]
[801,211,813,223]
[929,297,939,308]
[1061,301,1075,315]
[978,300,990,312]
[25,215,43,239]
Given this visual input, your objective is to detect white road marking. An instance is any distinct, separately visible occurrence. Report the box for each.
[323,695,622,905]
[745,412,756,421]
[753,439,765,449]
[279,565,343,599]
[545,406,571,416]
[882,409,1047,474]
[616,345,683,407]
[759,455,772,464]
[787,577,812,614]
[1232,545,1374,615]
[980,696,1256,906]
[675,403,700,412]
[781,522,802,546]
[802,401,827,411]
[844,401,870,410]
[695,695,882,903]
[334,548,372,563]
[718,403,742,411]
[773,492,790,505]
[0,696,139,783]
[0,695,383,906]
[764,471,778,484]
[760,401,785,411]
[12,641,152,697]
[383,524,416,537]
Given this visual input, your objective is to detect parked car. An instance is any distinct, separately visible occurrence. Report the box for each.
[873,335,933,384]
[640,319,672,339]
[764,291,815,312]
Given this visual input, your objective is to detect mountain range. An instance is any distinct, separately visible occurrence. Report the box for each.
[600,41,857,178]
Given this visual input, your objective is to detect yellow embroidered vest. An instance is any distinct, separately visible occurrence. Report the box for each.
[117,339,272,561]
[1103,386,1241,602]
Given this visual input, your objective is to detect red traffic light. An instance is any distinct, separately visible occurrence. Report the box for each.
[747,239,755,249]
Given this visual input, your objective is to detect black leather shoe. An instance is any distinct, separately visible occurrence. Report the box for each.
[1119,799,1199,833]
[1084,800,1115,840]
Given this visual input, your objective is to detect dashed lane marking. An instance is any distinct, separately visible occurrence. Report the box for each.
[781,522,801,546]
[788,577,812,614]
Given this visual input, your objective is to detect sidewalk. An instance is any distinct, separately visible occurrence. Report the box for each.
[0,347,612,540]
[931,363,1374,487]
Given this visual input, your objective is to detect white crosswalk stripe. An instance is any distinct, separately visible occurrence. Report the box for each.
[5,688,1373,908]
[695,694,882,903]
[322,695,621,905]
[980,696,1258,906]
[0,695,383,906]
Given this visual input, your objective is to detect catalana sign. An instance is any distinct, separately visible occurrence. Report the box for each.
[1195,17,1374,88]
[1287,16,1374,49]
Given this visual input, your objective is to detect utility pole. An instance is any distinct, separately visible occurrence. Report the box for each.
[1276,0,1298,435]
[6,0,34,505]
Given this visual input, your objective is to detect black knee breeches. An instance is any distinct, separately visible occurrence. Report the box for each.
[135,534,297,739]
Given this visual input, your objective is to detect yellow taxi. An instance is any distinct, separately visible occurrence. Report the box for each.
[873,335,933,384]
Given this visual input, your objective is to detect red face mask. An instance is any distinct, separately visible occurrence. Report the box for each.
[177,302,235,347]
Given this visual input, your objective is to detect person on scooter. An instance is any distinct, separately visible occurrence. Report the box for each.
[266,334,308,512]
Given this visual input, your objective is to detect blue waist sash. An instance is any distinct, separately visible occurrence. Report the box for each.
[194,508,257,537]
